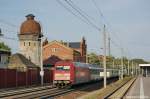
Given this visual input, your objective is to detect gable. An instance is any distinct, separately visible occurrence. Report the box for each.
[43,40,73,51]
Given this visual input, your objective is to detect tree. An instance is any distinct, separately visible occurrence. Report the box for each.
[0,42,11,51]
[88,53,101,65]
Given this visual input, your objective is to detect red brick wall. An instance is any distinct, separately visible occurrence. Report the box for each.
[43,41,87,65]
[43,42,74,61]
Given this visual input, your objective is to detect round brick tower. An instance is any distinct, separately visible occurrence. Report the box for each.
[19,14,42,66]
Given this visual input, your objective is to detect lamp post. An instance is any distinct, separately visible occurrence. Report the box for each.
[39,34,44,86]
[128,60,130,76]
[121,48,124,79]
[103,25,107,88]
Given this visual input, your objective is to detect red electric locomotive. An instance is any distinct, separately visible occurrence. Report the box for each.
[53,61,101,87]
[53,61,119,87]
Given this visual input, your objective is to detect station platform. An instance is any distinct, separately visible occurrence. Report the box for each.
[125,76,150,99]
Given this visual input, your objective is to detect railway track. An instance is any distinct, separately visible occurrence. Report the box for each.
[0,86,75,99]
[107,77,136,99]
[0,82,99,99]
[0,78,118,99]
[0,85,54,98]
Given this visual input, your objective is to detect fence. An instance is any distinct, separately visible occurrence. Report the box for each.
[0,68,53,89]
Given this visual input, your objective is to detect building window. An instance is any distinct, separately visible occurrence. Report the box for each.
[51,48,60,52]
[29,56,31,61]
[24,42,25,46]
[52,48,56,52]
[29,42,30,46]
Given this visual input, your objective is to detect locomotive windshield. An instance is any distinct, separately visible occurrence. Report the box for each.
[56,66,70,71]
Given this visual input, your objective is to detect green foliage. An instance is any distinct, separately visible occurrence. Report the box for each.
[87,53,101,65]
[131,59,148,64]
[0,42,11,51]
[87,52,149,69]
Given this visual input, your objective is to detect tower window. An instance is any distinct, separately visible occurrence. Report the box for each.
[29,42,30,46]
[29,56,31,61]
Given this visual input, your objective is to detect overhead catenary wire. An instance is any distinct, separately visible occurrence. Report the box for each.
[91,0,134,59]
[68,0,100,26]
[0,19,18,28]
[57,0,134,60]
[1,36,18,41]
[63,0,101,31]
[91,0,104,25]
[56,0,96,29]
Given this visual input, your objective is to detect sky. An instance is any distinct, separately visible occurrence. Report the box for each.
[0,0,150,61]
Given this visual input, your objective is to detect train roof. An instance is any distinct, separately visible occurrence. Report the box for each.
[73,62,89,68]
[55,61,118,70]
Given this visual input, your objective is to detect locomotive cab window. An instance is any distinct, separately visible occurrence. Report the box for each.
[63,66,70,70]
[56,66,70,71]
[56,66,63,70]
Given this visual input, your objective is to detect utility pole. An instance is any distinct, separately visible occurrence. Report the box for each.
[121,48,124,79]
[128,60,130,76]
[112,60,115,74]
[108,37,111,68]
[108,37,111,57]
[132,61,134,76]
[135,63,138,76]
[103,25,107,88]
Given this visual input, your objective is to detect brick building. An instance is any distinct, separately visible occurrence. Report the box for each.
[43,37,87,66]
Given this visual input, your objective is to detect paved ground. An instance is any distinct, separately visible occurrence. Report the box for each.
[125,76,150,99]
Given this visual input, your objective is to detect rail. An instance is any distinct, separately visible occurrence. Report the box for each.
[106,77,136,99]
[0,85,54,98]
[78,77,135,99]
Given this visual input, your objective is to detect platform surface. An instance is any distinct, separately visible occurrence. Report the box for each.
[125,76,150,99]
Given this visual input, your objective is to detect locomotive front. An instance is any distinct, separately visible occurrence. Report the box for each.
[53,62,74,88]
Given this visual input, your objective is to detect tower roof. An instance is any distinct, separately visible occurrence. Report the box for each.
[20,14,41,35]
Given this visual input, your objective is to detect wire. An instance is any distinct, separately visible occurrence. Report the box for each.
[91,0,133,58]
[91,0,103,17]
[56,0,93,28]
[1,36,18,41]
[68,0,99,26]
[0,19,18,28]
[63,0,101,31]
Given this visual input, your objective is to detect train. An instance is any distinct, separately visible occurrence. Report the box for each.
[53,61,119,88]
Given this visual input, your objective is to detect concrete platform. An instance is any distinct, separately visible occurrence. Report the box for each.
[125,76,150,99]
